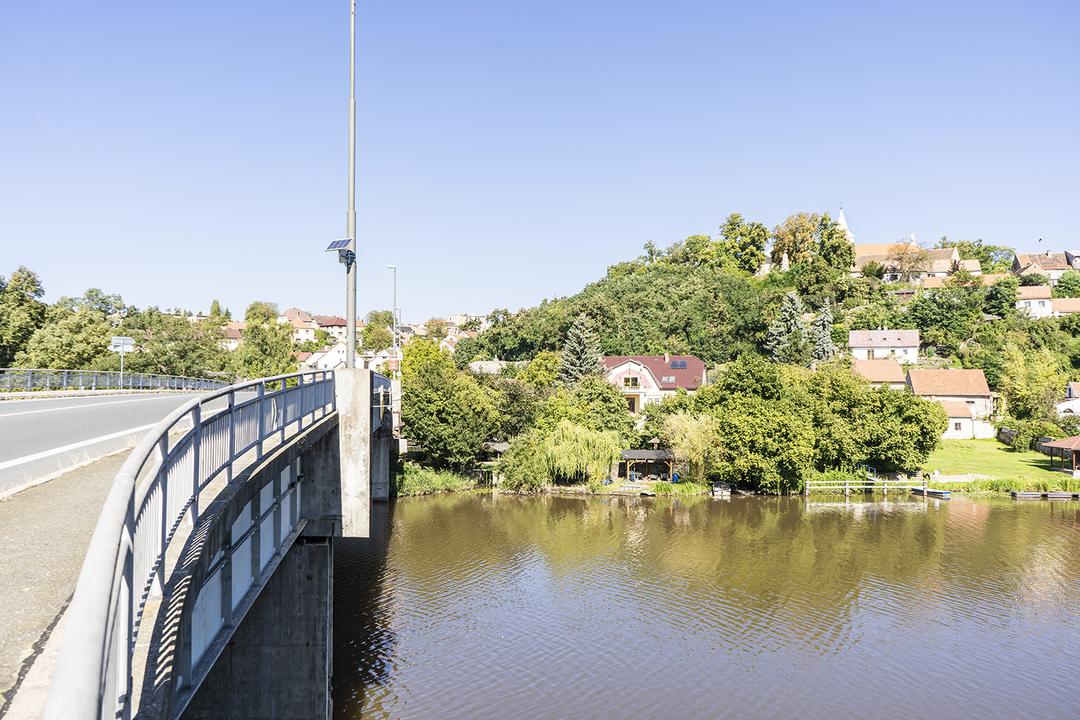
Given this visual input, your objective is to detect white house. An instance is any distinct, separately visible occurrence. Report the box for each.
[304,342,349,370]
[1053,298,1080,317]
[601,354,707,414]
[852,359,907,389]
[313,315,349,341]
[848,329,920,363]
[1016,286,1053,318]
[220,321,245,352]
[907,368,995,439]
[1056,382,1080,416]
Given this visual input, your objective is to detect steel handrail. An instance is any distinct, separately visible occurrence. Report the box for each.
[0,368,228,393]
[44,370,336,720]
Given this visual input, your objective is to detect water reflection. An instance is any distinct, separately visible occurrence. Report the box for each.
[334,494,1080,719]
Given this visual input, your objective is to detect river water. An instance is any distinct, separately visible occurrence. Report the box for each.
[333,493,1080,719]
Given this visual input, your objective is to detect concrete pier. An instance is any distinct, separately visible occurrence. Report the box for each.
[183,537,333,718]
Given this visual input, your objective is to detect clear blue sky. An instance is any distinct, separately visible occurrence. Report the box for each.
[1,1,1077,322]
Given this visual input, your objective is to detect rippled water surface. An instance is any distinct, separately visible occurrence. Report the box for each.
[333,494,1080,719]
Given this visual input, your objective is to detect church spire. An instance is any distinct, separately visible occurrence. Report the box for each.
[836,205,854,242]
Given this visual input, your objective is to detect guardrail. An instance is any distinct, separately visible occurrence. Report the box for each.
[0,368,227,393]
[44,370,336,720]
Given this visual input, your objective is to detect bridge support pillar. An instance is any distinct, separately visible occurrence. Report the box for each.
[182,537,333,719]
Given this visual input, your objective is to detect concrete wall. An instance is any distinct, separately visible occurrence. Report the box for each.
[183,537,332,719]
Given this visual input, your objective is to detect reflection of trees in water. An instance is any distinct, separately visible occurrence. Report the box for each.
[333,493,1080,715]
[333,502,395,719]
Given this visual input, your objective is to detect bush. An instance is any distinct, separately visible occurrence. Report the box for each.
[650,481,709,496]
[1003,417,1063,452]
[393,462,475,496]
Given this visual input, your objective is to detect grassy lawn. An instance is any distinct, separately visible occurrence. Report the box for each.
[922,439,1077,492]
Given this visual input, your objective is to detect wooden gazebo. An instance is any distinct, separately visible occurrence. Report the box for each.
[619,449,674,482]
[1040,435,1080,471]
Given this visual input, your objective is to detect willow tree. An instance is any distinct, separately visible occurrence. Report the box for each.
[662,412,720,482]
[542,420,622,491]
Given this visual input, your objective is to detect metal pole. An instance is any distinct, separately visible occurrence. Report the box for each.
[345,0,358,369]
[119,347,125,390]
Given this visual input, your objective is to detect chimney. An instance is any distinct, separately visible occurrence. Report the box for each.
[664,351,670,363]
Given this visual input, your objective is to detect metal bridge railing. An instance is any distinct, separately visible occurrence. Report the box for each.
[43,370,336,720]
[0,368,228,393]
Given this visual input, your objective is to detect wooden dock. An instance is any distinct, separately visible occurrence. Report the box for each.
[1010,490,1080,500]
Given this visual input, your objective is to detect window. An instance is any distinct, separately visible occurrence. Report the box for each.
[954,422,962,431]
[624,377,639,388]
[662,375,675,383]
[670,359,687,369]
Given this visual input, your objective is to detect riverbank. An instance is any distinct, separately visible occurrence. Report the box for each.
[921,439,1080,494]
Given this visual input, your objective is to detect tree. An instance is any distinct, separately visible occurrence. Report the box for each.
[810,299,837,361]
[536,375,634,442]
[765,292,810,365]
[401,339,498,469]
[719,213,768,274]
[770,212,820,266]
[245,301,279,324]
[1053,271,1080,298]
[984,276,1019,317]
[557,313,603,385]
[887,244,930,282]
[0,266,47,366]
[1019,273,1049,287]
[16,305,111,369]
[520,350,561,389]
[817,213,855,273]
[662,412,720,481]
[999,344,1068,422]
[709,395,815,494]
[120,309,228,377]
[937,237,1015,273]
[362,324,393,352]
[232,303,294,378]
[426,318,449,341]
[860,260,886,280]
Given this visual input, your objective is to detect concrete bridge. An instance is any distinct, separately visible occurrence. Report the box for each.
[1,369,392,719]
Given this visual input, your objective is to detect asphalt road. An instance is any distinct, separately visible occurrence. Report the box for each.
[0,393,206,467]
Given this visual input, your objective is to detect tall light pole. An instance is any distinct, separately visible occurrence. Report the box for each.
[345,0,358,368]
[386,264,398,358]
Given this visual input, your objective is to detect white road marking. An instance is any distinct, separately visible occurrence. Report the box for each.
[0,424,157,471]
[0,395,192,419]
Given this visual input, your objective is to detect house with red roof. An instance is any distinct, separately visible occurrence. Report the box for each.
[601,354,707,414]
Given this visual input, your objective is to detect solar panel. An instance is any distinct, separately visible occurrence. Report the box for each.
[325,238,353,251]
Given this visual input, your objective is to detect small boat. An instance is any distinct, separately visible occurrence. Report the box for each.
[1010,490,1043,500]
[910,487,951,499]
[710,482,731,498]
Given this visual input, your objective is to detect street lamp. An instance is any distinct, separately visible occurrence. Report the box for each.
[386,265,398,359]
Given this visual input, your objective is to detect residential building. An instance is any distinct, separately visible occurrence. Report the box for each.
[220,321,245,352]
[1012,252,1077,285]
[907,368,995,438]
[313,315,349,341]
[1016,286,1053,319]
[851,244,971,283]
[1056,382,1080,416]
[852,359,906,389]
[601,354,707,414]
[921,273,1008,289]
[1013,252,1075,284]
[304,342,349,370]
[1052,298,1080,317]
[287,317,317,345]
[848,329,920,363]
